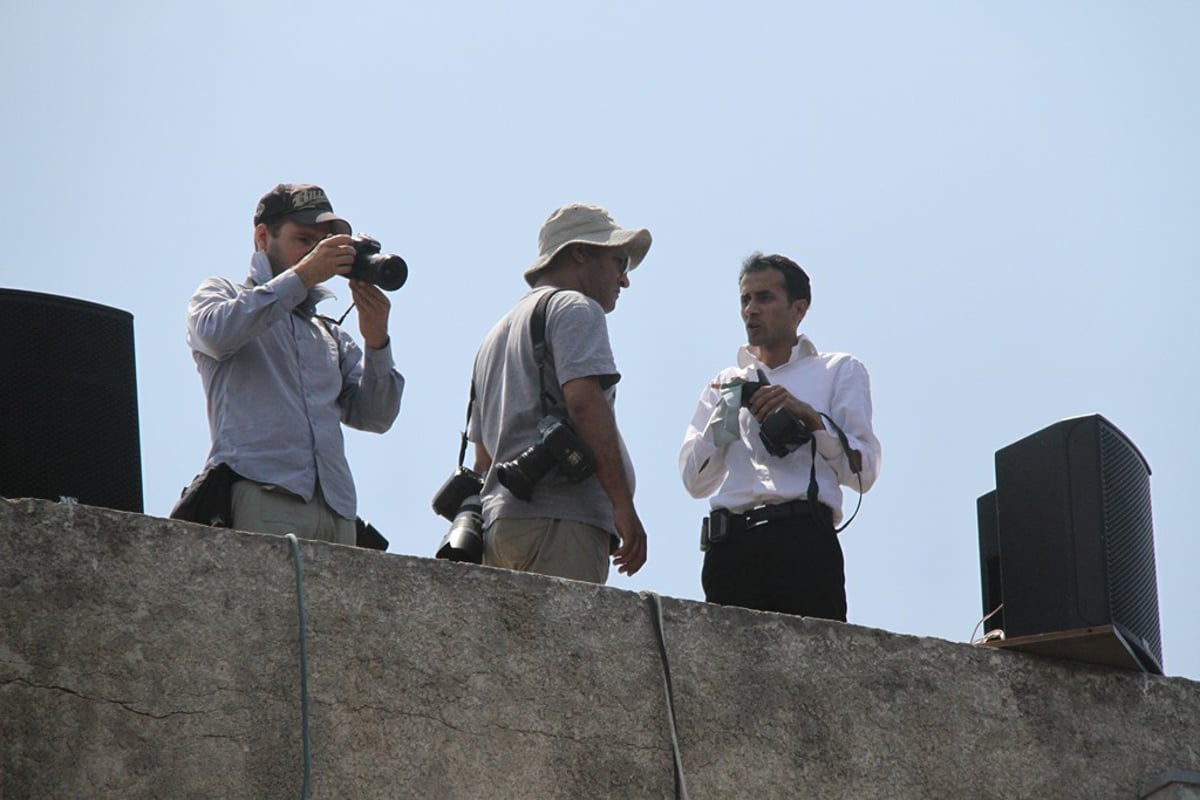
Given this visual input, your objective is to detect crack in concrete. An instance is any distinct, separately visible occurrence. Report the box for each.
[8,677,209,721]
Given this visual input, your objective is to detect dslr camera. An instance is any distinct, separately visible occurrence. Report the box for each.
[347,234,408,291]
[495,415,595,501]
[432,468,485,563]
[740,372,812,457]
[432,467,484,521]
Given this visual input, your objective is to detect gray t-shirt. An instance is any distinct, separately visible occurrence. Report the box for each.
[469,287,633,533]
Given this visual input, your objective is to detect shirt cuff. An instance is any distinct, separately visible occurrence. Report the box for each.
[363,339,395,368]
[267,270,310,308]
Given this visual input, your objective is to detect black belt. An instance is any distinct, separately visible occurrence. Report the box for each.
[701,500,831,550]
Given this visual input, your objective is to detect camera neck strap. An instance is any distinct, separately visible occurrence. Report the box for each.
[530,288,566,418]
[458,378,475,470]
[458,287,566,467]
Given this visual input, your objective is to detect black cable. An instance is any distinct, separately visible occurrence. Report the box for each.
[816,412,865,533]
[644,592,690,800]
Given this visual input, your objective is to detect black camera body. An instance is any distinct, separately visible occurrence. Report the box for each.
[436,494,483,563]
[432,467,484,521]
[348,234,408,291]
[740,377,812,457]
[495,415,595,501]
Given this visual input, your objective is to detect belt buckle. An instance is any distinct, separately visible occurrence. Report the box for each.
[744,505,771,530]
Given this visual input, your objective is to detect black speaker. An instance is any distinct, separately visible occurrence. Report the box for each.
[0,289,143,512]
[975,490,1004,635]
[980,414,1162,673]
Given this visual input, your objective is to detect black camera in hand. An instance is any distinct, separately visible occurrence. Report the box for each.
[348,234,408,291]
[741,373,812,458]
[495,415,595,501]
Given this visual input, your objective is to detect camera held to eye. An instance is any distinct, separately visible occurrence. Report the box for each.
[740,373,812,457]
[495,415,595,501]
[347,234,408,291]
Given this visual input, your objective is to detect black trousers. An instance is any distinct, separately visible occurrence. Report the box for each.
[701,511,847,621]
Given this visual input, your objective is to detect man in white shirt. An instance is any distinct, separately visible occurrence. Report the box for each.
[678,253,881,620]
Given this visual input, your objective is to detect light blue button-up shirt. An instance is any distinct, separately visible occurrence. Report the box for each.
[187,252,403,519]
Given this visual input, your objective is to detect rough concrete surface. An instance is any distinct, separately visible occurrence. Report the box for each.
[1,497,1197,799]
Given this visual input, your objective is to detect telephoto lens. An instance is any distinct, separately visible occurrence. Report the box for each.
[436,495,483,563]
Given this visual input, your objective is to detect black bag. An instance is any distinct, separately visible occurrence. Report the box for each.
[169,463,242,527]
[356,518,389,551]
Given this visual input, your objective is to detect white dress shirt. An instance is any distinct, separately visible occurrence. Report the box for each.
[679,335,880,524]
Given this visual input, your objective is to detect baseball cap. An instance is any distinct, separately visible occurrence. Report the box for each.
[253,183,352,235]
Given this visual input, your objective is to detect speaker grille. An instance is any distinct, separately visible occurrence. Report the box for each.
[1100,424,1162,669]
[0,290,143,512]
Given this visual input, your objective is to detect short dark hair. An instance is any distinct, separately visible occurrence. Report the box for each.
[739,252,811,304]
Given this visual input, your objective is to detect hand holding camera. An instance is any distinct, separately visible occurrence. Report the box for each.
[293,234,356,287]
[296,234,408,291]
[740,370,816,457]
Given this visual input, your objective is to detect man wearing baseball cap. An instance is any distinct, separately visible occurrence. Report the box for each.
[467,203,652,582]
[182,183,404,544]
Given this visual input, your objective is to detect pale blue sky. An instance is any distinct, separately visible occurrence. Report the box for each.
[3,2,1197,681]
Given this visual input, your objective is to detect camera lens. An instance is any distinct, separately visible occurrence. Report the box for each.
[495,442,558,501]
[437,495,484,563]
[352,253,408,291]
[346,235,408,291]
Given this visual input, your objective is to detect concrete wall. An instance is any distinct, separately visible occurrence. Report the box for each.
[2,497,1197,799]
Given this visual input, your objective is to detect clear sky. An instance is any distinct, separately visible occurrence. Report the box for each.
[4,2,1197,681]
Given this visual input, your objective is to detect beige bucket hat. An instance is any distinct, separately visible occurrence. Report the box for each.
[524,203,652,287]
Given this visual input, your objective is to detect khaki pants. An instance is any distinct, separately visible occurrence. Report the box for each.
[484,517,611,584]
[231,481,356,546]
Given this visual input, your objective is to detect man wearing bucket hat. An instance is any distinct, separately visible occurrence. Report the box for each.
[467,203,651,582]
[182,183,404,544]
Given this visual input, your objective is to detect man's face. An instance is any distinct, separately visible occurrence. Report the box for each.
[579,246,631,313]
[254,219,335,276]
[740,268,808,351]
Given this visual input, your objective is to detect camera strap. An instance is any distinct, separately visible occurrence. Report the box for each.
[456,344,483,470]
[817,412,865,533]
[530,288,567,418]
[456,288,566,469]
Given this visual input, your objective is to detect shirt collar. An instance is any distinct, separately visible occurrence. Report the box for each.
[736,334,818,371]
